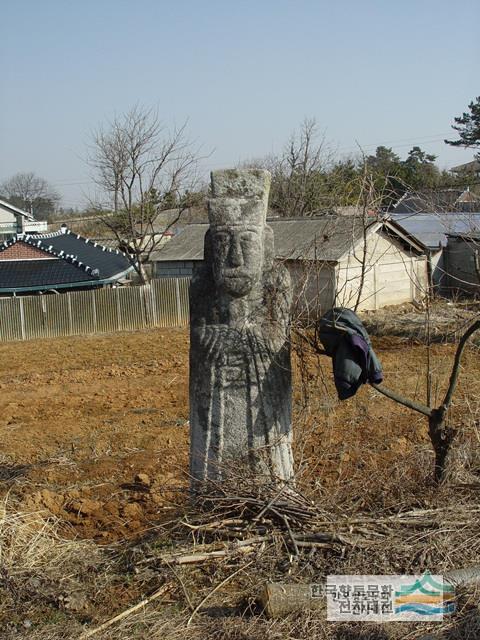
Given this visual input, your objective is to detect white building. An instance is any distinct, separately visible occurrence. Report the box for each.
[0,199,48,239]
[150,216,428,315]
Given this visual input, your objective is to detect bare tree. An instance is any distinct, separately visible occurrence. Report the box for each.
[87,105,203,283]
[244,118,334,217]
[371,318,480,483]
[0,172,61,220]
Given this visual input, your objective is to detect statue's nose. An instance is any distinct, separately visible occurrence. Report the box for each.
[229,236,243,267]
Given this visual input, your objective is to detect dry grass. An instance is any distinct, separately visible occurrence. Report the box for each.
[0,499,115,637]
[2,453,480,640]
[361,299,480,345]
[2,307,480,639]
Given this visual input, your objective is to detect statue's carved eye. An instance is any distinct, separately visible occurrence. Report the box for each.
[213,232,229,252]
[239,231,258,241]
[239,231,260,253]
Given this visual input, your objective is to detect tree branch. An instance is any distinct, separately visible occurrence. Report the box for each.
[370,383,432,417]
[441,318,480,411]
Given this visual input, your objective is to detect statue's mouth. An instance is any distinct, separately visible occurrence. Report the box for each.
[219,273,254,297]
[223,270,253,279]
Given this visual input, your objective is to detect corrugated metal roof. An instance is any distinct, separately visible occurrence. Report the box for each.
[391,213,480,249]
[150,217,385,263]
[269,217,371,260]
[152,224,207,261]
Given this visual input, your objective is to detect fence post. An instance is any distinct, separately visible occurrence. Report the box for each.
[19,297,26,341]
[175,278,181,326]
[92,290,97,333]
[410,258,415,300]
[142,283,153,328]
[41,296,47,332]
[116,287,122,331]
[150,280,158,327]
[67,293,73,334]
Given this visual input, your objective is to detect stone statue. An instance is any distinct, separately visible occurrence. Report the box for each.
[189,169,294,484]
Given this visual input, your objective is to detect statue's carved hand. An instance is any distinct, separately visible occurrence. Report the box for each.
[200,324,230,361]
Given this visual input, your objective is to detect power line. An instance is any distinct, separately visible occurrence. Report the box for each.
[50,180,95,187]
[337,134,453,155]
[45,131,468,191]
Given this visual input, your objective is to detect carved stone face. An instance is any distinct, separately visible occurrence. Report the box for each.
[211,227,263,297]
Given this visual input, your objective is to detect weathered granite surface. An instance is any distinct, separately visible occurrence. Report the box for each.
[189,169,294,483]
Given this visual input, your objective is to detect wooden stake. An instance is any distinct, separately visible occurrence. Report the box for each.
[79,583,171,639]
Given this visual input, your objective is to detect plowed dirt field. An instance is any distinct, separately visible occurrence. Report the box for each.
[1,327,478,542]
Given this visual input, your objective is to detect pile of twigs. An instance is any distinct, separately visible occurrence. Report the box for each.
[96,481,480,638]
[178,478,346,560]
[135,476,480,569]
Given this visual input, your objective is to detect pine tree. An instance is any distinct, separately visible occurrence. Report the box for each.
[445,97,480,158]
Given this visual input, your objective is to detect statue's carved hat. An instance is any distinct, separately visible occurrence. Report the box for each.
[208,169,271,228]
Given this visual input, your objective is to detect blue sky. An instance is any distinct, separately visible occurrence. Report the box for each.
[1,0,478,209]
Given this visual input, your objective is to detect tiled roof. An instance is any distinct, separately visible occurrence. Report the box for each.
[88,238,121,250]
[31,230,131,279]
[0,260,98,291]
[0,228,133,292]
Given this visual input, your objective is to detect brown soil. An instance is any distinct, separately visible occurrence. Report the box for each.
[0,329,189,542]
[1,327,479,543]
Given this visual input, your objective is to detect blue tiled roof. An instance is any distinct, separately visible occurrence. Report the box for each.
[0,260,97,290]
[0,229,132,292]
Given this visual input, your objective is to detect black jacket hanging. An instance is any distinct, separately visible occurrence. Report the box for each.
[318,307,383,400]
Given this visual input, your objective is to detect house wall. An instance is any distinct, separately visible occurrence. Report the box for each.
[0,209,16,223]
[335,229,428,310]
[0,243,56,261]
[445,237,480,295]
[0,208,17,238]
[0,208,48,237]
[153,260,195,278]
[0,206,47,236]
[430,249,447,294]
[286,260,336,320]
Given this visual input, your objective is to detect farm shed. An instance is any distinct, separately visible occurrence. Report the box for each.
[390,212,480,293]
[390,187,480,294]
[0,225,133,294]
[150,216,428,313]
[445,233,480,296]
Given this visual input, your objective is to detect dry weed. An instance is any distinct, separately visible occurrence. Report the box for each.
[0,499,114,637]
